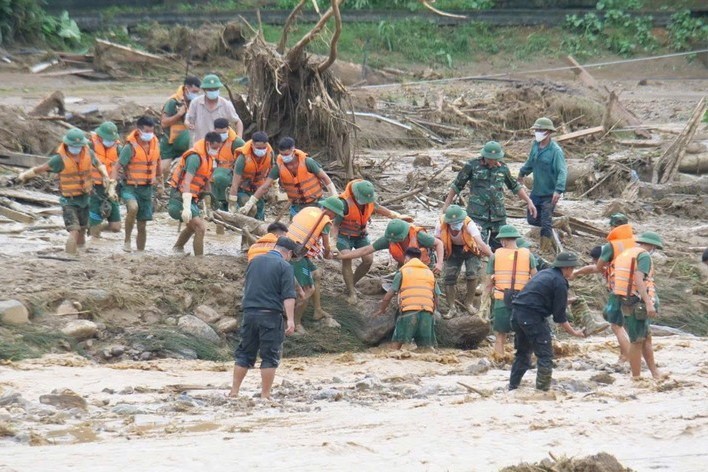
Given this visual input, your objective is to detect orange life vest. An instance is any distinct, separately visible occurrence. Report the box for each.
[125,130,160,186]
[247,233,279,262]
[338,179,375,237]
[277,150,323,204]
[90,132,119,186]
[612,246,656,299]
[389,226,431,266]
[169,139,215,200]
[493,247,532,300]
[439,216,480,259]
[606,224,636,289]
[235,140,273,192]
[398,258,436,313]
[57,144,93,197]
[286,206,331,253]
[166,86,188,144]
[216,128,238,169]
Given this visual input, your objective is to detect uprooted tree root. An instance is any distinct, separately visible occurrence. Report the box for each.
[501,452,634,472]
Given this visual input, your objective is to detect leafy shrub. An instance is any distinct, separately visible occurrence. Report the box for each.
[0,0,81,46]
[667,9,707,51]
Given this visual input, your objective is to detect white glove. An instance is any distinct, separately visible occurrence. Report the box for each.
[228,194,238,213]
[239,195,258,215]
[181,192,193,223]
[327,182,338,197]
[203,194,213,219]
[390,211,414,223]
[17,168,37,183]
[106,179,118,201]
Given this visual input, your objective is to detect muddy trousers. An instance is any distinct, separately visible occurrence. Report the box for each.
[509,315,553,391]
[527,194,554,238]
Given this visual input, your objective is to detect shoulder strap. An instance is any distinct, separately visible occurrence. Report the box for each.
[510,250,519,291]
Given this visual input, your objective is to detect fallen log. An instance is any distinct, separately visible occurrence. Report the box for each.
[678,153,708,175]
[0,199,36,224]
[214,210,268,237]
[0,151,51,169]
[380,187,424,206]
[638,178,708,199]
[29,90,65,117]
[555,126,604,143]
[653,97,706,184]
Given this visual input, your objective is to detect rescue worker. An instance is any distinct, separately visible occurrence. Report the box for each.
[159,76,201,179]
[247,222,289,262]
[185,74,243,144]
[336,219,444,275]
[374,247,441,351]
[167,132,222,256]
[211,118,245,210]
[111,116,162,253]
[612,231,667,380]
[329,179,413,305]
[486,225,537,358]
[435,204,492,319]
[238,137,338,218]
[12,128,114,255]
[442,141,537,252]
[88,121,122,238]
[286,196,345,333]
[227,131,273,220]
[517,117,568,254]
[509,252,585,391]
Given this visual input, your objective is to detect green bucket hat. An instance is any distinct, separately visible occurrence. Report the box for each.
[444,205,466,224]
[531,117,556,132]
[515,237,530,249]
[385,219,410,243]
[609,213,629,227]
[201,74,223,89]
[480,141,504,160]
[95,121,119,141]
[636,231,663,249]
[63,128,88,146]
[352,180,376,205]
[495,225,521,240]
[319,196,345,217]
[552,251,580,268]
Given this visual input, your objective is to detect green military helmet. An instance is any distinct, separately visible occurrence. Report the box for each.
[531,117,556,132]
[352,180,376,205]
[63,128,88,146]
[444,205,466,224]
[385,219,410,243]
[95,121,119,141]
[319,196,345,217]
[480,141,504,160]
[201,74,223,89]
[515,237,530,248]
[609,213,629,227]
[636,231,663,249]
[495,225,521,240]
[552,251,580,268]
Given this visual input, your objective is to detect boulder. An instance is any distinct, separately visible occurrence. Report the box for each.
[39,390,87,410]
[177,315,220,343]
[79,289,111,309]
[436,314,489,349]
[215,317,239,334]
[61,320,98,340]
[194,305,221,324]
[56,300,82,317]
[350,299,396,345]
[0,299,29,325]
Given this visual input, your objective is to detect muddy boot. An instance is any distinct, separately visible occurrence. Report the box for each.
[540,236,555,257]
[572,298,610,336]
[443,285,457,319]
[464,278,480,315]
[536,366,553,392]
[552,216,573,237]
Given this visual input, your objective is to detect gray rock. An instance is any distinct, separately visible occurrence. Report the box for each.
[0,300,29,325]
[331,377,343,384]
[355,376,381,391]
[556,379,594,393]
[100,349,113,360]
[110,345,125,357]
[164,317,178,326]
[177,315,220,343]
[56,300,82,317]
[350,299,395,345]
[111,404,145,415]
[416,384,440,397]
[215,317,239,334]
[194,305,222,324]
[165,348,198,360]
[465,358,491,375]
[590,372,616,385]
[39,390,87,410]
[0,390,23,407]
[61,320,98,340]
[139,352,152,361]
[314,388,343,401]
[436,315,490,349]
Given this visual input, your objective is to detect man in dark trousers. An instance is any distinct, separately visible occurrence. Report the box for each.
[509,251,585,391]
[229,237,298,399]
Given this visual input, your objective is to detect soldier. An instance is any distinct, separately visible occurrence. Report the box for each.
[12,129,114,255]
[435,204,492,319]
[612,232,667,380]
[238,137,338,218]
[443,141,536,252]
[211,118,246,210]
[88,122,122,238]
[247,222,289,262]
[159,76,201,180]
[167,132,221,256]
[185,74,243,144]
[330,179,413,305]
[509,252,585,391]
[111,116,162,253]
[517,117,568,254]
[227,131,274,220]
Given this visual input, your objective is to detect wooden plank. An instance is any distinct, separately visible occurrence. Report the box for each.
[0,204,36,224]
[0,151,51,168]
[556,125,605,142]
[30,60,59,73]
[95,39,165,61]
[565,55,600,91]
[39,68,94,77]
[0,188,60,206]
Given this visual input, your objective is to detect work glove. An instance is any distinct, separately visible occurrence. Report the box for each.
[181,192,193,224]
[106,179,118,201]
[203,194,213,219]
[16,168,37,184]
[239,195,258,215]
[390,211,414,223]
[327,182,338,197]
[228,194,239,213]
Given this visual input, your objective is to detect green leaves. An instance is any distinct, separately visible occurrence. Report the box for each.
[0,1,81,47]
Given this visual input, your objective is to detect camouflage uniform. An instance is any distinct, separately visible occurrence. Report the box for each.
[450,159,521,251]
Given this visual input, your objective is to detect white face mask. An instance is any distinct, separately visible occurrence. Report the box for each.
[219,132,228,141]
[140,131,154,142]
[205,90,220,100]
[102,140,115,148]
[281,153,294,163]
[253,148,267,157]
[450,222,464,231]
[207,148,218,156]
[185,91,199,101]
[534,131,548,142]
[67,146,83,155]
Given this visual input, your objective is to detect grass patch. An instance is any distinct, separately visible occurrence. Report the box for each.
[125,329,230,362]
[654,259,707,336]
[0,324,74,361]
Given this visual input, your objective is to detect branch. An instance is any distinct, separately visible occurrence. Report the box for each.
[317,0,343,73]
[285,0,344,65]
[277,0,308,55]
[420,0,467,19]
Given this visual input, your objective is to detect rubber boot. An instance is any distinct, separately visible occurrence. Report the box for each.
[465,278,480,315]
[536,366,553,391]
[572,298,610,335]
[443,285,457,320]
[540,236,555,257]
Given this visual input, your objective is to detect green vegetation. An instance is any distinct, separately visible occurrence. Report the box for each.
[0,324,75,361]
[275,0,494,10]
[126,329,230,361]
[0,0,82,47]
[667,9,708,51]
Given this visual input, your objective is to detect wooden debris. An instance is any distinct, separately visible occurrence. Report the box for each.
[94,39,168,78]
[679,153,708,175]
[555,126,605,142]
[652,97,706,184]
[616,137,662,148]
[29,90,65,117]
[564,56,600,91]
[0,188,60,206]
[0,151,51,169]
[30,59,59,74]
[213,210,268,237]
[39,68,94,77]
[0,200,36,224]
[380,187,425,206]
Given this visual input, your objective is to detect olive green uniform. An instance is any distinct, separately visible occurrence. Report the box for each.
[290,223,331,288]
[620,251,658,343]
[118,145,157,221]
[372,231,438,267]
[159,98,191,160]
[47,153,101,231]
[88,142,122,227]
[389,271,442,347]
[167,154,203,221]
[486,252,537,334]
[211,134,246,210]
[599,243,624,326]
